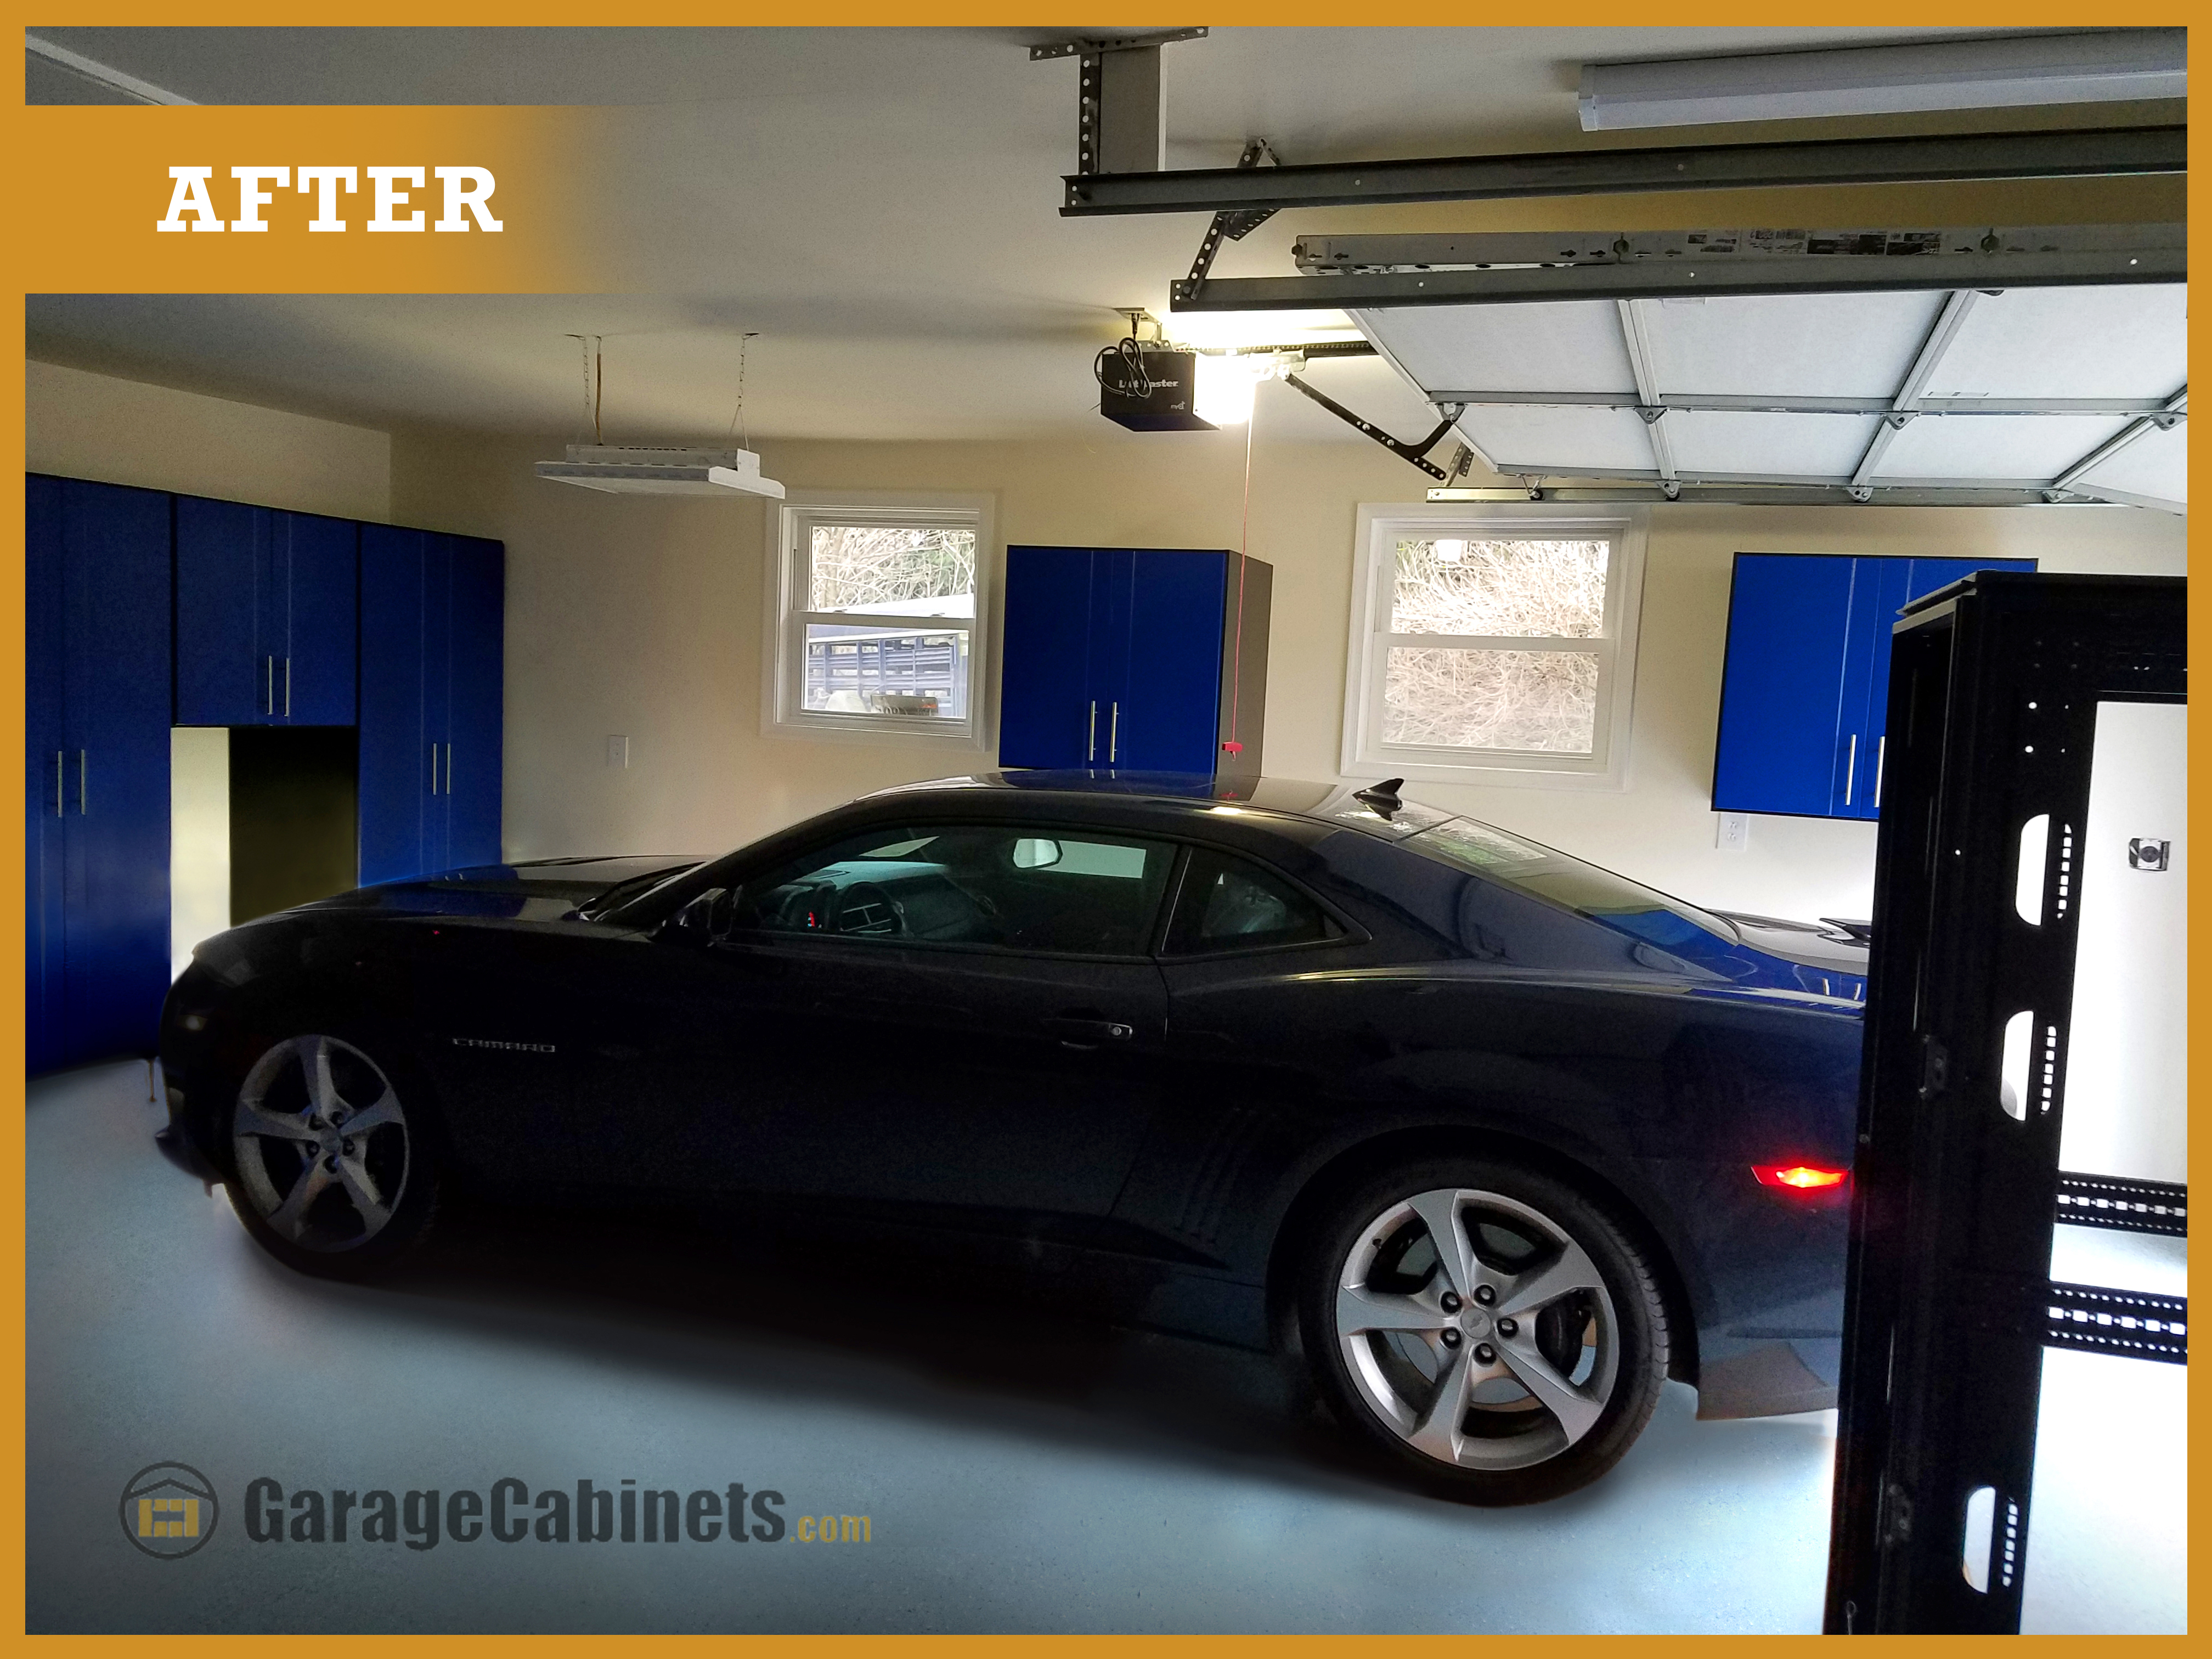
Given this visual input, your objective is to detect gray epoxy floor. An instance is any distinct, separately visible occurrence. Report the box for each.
[29,1060,1848,1633]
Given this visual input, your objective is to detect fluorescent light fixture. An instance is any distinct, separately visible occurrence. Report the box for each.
[533,444,786,499]
[1579,30,2186,131]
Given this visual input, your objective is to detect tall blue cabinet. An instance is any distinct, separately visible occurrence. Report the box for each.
[175,498,359,726]
[26,477,176,1075]
[359,526,505,883]
[998,546,1272,777]
[1713,552,2036,819]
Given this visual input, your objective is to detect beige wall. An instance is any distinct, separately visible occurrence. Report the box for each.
[392,409,2186,925]
[27,359,391,522]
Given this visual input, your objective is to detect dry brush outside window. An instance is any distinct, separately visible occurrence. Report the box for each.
[1345,512,1644,789]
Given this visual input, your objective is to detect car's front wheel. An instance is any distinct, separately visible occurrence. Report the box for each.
[225,1031,441,1279]
[1299,1156,1668,1504]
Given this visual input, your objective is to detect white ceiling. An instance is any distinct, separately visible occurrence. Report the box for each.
[24,25,2186,453]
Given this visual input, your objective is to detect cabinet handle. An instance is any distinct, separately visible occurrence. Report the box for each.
[430,741,441,795]
[54,750,64,818]
[1874,735,1886,810]
[1843,733,1858,806]
[264,654,274,716]
[284,657,292,718]
[444,743,453,794]
[78,750,87,815]
[1087,701,1097,763]
[1109,702,1119,765]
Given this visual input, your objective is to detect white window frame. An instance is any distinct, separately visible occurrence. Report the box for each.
[1341,503,1647,791]
[763,489,997,751]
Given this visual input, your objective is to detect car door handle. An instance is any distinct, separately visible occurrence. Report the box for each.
[1044,1014,1135,1049]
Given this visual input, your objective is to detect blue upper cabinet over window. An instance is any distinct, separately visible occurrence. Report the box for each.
[175,496,358,725]
[359,525,504,882]
[1714,552,2036,820]
[999,545,1271,778]
[26,475,174,1073]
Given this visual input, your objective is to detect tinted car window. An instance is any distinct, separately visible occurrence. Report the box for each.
[1167,848,1333,956]
[731,825,1173,956]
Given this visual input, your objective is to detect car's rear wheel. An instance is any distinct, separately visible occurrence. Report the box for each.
[225,1032,441,1279]
[1299,1156,1668,1504]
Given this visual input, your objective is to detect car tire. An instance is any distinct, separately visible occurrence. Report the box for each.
[1298,1155,1668,1505]
[221,1029,443,1281]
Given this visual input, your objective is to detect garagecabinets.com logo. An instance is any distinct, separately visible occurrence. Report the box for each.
[123,1468,871,1554]
[120,1463,222,1559]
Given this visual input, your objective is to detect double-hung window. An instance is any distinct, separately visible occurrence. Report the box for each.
[1342,506,1645,789]
[766,492,995,748]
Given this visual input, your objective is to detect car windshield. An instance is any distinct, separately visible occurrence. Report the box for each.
[1402,817,1739,957]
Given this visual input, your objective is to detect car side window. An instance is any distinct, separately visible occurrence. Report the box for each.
[729,825,1173,957]
[1166,848,1335,956]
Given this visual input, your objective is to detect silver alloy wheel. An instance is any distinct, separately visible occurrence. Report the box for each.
[1335,1186,1620,1471]
[232,1035,410,1252]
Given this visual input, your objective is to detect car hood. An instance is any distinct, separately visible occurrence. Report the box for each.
[293,855,706,922]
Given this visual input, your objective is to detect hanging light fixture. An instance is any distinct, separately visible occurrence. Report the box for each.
[534,333,785,499]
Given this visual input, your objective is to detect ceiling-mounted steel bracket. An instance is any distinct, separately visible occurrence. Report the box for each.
[1847,484,1876,503]
[2151,410,2186,430]
[1179,139,1283,296]
[1885,410,1920,430]
[1032,28,1210,177]
[1661,479,1682,500]
[1635,405,1667,425]
[1281,373,1464,479]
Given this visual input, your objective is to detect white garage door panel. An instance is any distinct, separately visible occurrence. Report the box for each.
[1870,413,2134,481]
[2073,420,2188,504]
[1642,291,1944,398]
[1664,409,1884,478]
[1358,303,1635,394]
[1455,404,1657,473]
[1922,286,2188,400]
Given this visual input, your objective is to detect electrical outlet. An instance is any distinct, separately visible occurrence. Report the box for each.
[1717,812,1750,853]
[606,735,629,769]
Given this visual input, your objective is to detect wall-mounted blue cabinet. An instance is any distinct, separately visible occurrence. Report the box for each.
[26,476,175,1074]
[176,498,358,726]
[998,546,1271,777]
[359,526,505,883]
[1714,552,2036,820]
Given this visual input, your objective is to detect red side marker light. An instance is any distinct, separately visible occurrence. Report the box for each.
[1754,1164,1848,1191]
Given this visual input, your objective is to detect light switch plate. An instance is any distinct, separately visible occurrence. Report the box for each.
[1717,812,1750,852]
[606,735,629,769]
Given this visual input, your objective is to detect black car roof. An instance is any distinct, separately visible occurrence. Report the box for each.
[861,770,1416,836]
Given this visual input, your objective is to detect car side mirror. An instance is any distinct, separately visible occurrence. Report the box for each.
[665,887,733,946]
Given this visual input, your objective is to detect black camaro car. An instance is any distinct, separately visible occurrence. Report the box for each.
[158,772,1867,1503]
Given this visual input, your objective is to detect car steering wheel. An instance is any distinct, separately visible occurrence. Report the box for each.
[830,881,905,938]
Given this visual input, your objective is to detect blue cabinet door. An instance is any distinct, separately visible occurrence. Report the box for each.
[998,546,1098,768]
[1087,549,1137,765]
[26,476,67,1074]
[1713,554,1859,817]
[358,526,504,881]
[57,479,173,1063]
[174,495,269,725]
[1716,553,2037,819]
[444,534,505,867]
[277,512,359,725]
[358,525,431,883]
[1121,550,1228,774]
